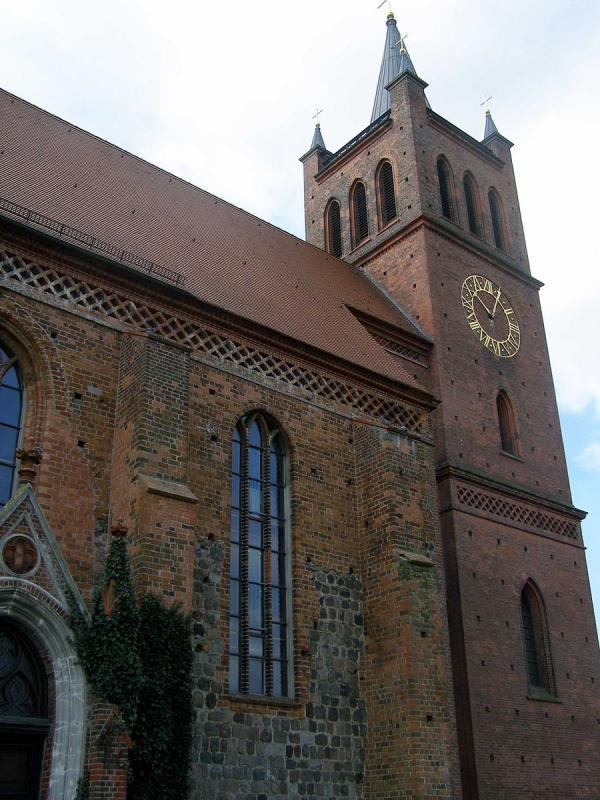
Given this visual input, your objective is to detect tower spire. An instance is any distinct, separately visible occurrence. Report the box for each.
[309,106,326,151]
[371,13,418,122]
[310,122,326,151]
[481,96,499,139]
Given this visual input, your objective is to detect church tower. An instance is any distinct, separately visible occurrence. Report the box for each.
[302,13,600,800]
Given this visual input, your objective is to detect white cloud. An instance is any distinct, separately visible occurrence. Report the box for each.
[577,442,600,473]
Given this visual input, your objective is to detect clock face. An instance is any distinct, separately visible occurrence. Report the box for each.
[461,274,520,358]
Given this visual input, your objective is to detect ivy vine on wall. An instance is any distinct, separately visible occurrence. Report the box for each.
[69,530,194,800]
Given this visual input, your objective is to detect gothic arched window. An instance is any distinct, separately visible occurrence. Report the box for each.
[0,343,23,506]
[377,160,397,227]
[489,188,508,252]
[350,181,369,247]
[497,391,518,455]
[437,156,457,223]
[229,412,291,698]
[463,173,483,237]
[521,581,555,696]
[325,199,343,258]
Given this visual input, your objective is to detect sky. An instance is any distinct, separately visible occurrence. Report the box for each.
[1,0,599,608]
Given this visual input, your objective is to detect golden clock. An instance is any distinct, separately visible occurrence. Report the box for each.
[461,274,520,358]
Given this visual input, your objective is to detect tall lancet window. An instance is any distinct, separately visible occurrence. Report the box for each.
[463,172,483,237]
[325,199,343,258]
[520,580,555,696]
[489,188,508,252]
[350,181,369,247]
[437,156,457,223]
[229,412,292,698]
[0,342,23,506]
[377,160,397,227]
[497,391,518,455]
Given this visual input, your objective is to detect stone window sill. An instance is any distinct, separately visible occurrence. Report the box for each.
[377,217,400,235]
[527,690,561,704]
[500,449,524,462]
[349,237,372,255]
[227,692,302,709]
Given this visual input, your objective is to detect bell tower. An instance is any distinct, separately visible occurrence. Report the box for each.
[301,13,600,800]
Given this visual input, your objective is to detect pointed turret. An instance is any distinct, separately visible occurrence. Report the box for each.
[310,123,326,151]
[484,109,498,139]
[371,14,418,122]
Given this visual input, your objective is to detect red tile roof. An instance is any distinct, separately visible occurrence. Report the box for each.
[0,89,425,390]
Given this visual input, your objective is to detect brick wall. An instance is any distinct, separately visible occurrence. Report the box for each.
[0,225,460,798]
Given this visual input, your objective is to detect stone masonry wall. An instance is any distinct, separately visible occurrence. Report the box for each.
[192,538,366,800]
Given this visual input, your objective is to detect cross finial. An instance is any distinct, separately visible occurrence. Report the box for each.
[480,95,493,114]
[395,33,409,53]
[312,106,324,126]
[377,0,394,18]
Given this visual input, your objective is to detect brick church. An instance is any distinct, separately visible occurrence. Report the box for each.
[0,11,598,800]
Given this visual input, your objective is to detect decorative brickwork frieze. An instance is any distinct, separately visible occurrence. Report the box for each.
[371,332,425,365]
[0,248,429,437]
[455,484,579,540]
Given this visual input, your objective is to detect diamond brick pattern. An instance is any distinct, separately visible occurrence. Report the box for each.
[456,485,578,540]
[0,249,429,436]
[372,334,425,365]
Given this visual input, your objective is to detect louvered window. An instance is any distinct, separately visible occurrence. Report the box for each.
[229,413,291,698]
[351,182,369,246]
[325,200,342,258]
[0,342,23,506]
[378,162,397,226]
[437,157,456,222]
[489,189,507,252]
[463,174,482,237]
[497,391,518,455]
[325,200,343,258]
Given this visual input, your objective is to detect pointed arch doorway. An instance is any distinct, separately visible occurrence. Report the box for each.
[0,621,49,800]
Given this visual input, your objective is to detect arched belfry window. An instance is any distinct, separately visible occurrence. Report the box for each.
[497,391,518,455]
[437,156,457,223]
[0,342,23,506]
[463,173,483,237]
[0,622,49,799]
[325,199,343,258]
[229,412,292,698]
[521,581,555,696]
[350,181,369,247]
[377,160,397,227]
[489,188,508,252]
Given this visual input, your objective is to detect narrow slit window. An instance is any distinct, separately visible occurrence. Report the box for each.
[0,342,23,506]
[378,161,397,226]
[229,412,291,698]
[463,173,483,237]
[497,391,518,455]
[351,182,369,246]
[521,581,555,696]
[489,189,507,252]
[325,200,343,258]
[437,157,456,222]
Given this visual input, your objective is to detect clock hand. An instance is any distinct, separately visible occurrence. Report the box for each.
[475,293,493,318]
[491,287,502,318]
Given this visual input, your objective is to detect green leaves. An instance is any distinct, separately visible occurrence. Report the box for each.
[128,595,193,800]
[69,536,193,799]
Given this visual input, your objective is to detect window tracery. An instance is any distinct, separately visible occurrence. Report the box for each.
[229,412,291,698]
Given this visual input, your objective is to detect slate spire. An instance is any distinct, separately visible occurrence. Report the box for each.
[310,122,326,151]
[484,109,499,139]
[371,13,417,122]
